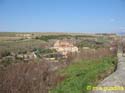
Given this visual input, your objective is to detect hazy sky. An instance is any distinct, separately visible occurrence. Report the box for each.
[0,0,125,33]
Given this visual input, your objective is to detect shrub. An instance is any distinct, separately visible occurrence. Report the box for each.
[0,61,57,93]
[1,56,14,67]
[1,51,11,57]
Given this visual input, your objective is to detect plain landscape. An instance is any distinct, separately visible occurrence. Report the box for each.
[0,0,125,93]
[0,32,119,93]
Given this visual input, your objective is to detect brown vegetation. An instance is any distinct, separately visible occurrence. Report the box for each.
[0,61,56,93]
[0,47,117,93]
[67,47,117,64]
[0,33,118,93]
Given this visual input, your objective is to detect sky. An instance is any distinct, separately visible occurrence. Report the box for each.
[0,0,125,33]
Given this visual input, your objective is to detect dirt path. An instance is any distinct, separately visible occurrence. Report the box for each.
[91,45,125,93]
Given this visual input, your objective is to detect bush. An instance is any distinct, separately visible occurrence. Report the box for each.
[1,56,15,67]
[1,51,11,57]
[0,61,58,93]
[35,35,72,42]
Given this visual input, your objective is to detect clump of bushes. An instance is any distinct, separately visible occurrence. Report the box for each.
[0,57,14,67]
[0,61,59,93]
[0,51,11,57]
[33,48,57,58]
[77,40,104,49]
[35,35,72,41]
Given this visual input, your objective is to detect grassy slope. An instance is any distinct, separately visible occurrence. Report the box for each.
[50,56,117,93]
[0,39,46,53]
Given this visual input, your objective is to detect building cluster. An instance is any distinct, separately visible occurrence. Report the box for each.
[53,40,78,57]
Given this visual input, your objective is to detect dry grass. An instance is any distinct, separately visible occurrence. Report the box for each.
[0,47,117,93]
[67,47,117,63]
[0,39,47,58]
[0,61,55,93]
[0,37,22,41]
[0,37,118,93]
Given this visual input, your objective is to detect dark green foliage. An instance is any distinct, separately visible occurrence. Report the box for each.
[33,48,57,58]
[75,35,96,39]
[35,35,72,41]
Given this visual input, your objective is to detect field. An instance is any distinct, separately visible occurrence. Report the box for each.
[0,32,118,93]
[0,39,46,55]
